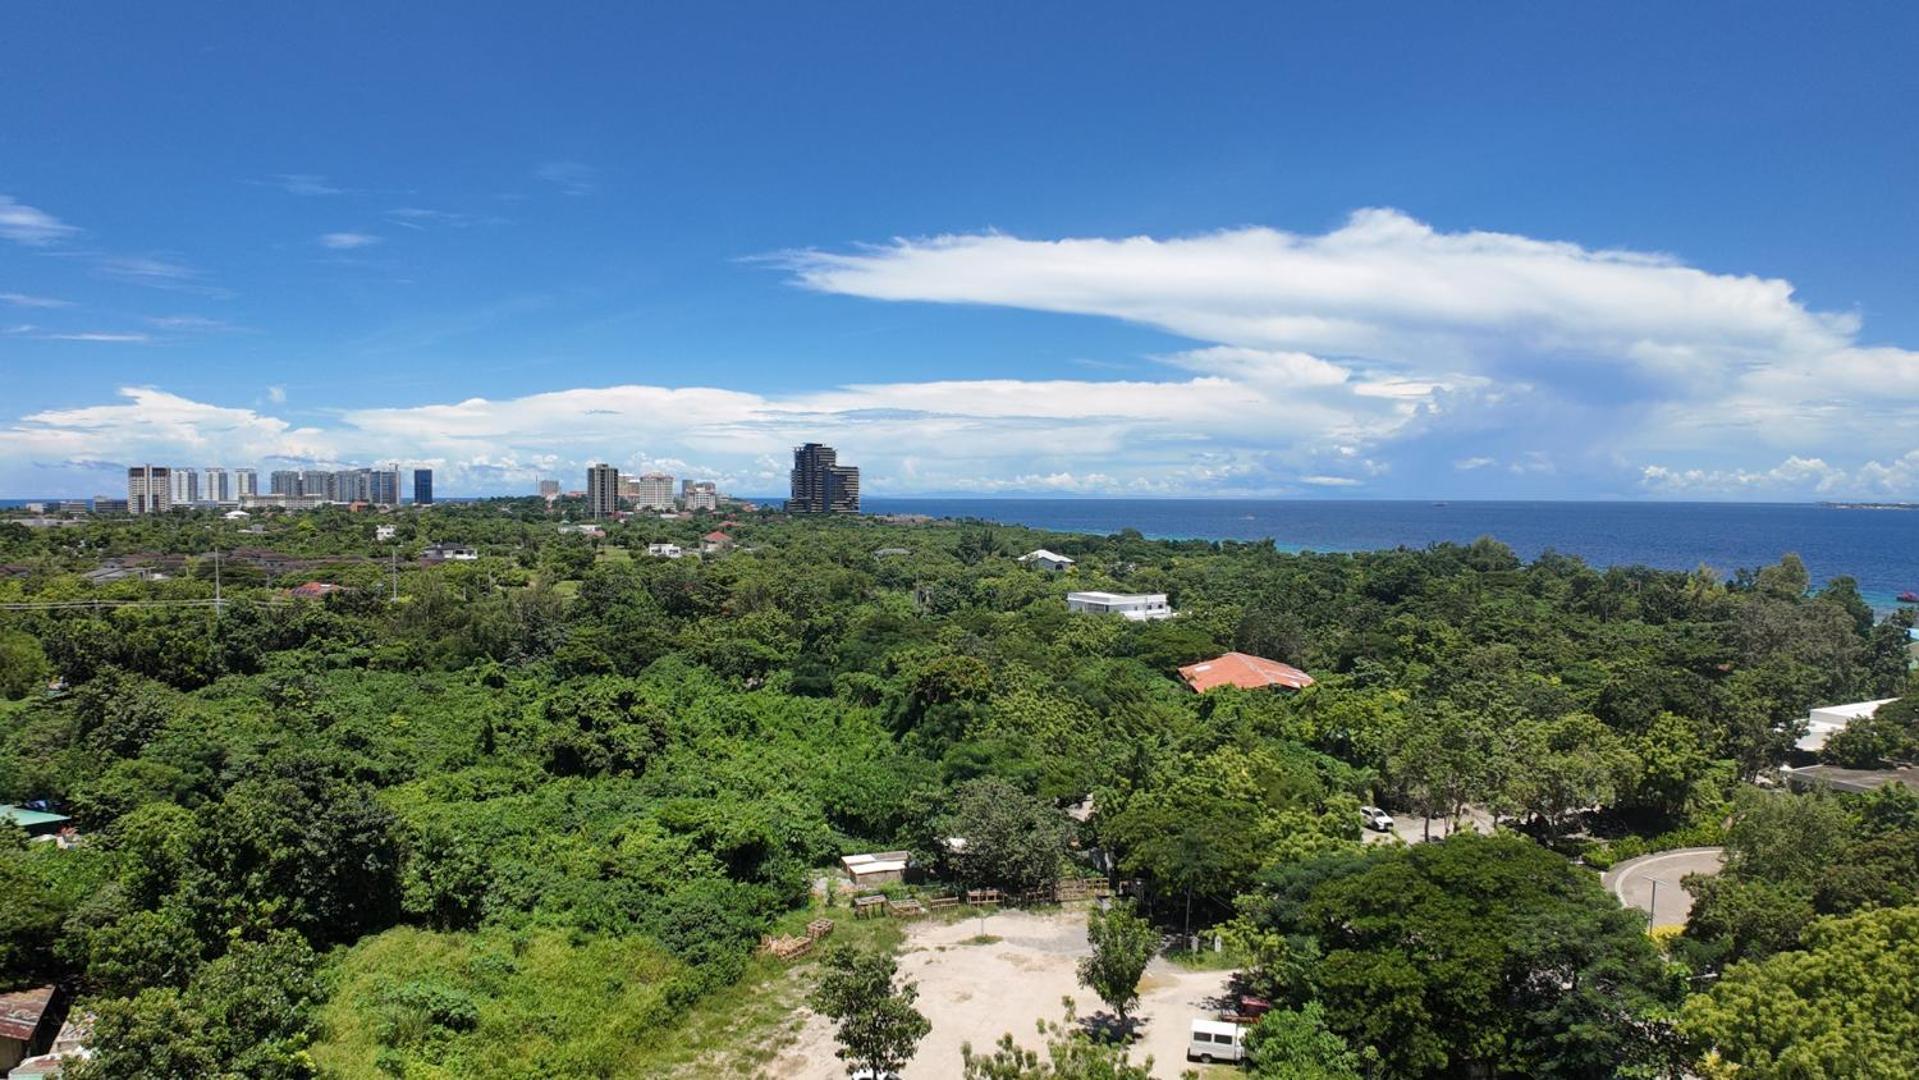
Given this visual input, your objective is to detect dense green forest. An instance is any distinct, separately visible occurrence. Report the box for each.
[0,501,1913,1078]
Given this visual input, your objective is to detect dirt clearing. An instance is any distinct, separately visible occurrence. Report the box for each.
[766,907,1239,1079]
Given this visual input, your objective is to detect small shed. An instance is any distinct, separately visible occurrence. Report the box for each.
[0,987,57,1073]
[841,851,912,887]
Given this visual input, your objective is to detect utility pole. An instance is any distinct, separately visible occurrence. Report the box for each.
[213,546,222,615]
[390,546,399,602]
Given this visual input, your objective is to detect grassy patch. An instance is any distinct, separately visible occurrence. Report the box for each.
[1163,944,1243,972]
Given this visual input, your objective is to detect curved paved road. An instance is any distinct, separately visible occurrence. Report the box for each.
[1602,847,1725,928]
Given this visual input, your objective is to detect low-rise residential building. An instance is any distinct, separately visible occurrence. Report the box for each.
[289,582,345,600]
[1018,549,1076,572]
[1796,699,1900,754]
[646,543,684,559]
[1178,651,1315,693]
[701,530,732,554]
[374,524,397,541]
[1065,590,1174,620]
[420,544,479,563]
[558,523,605,538]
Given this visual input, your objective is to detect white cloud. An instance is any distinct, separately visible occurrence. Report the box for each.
[1454,456,1496,471]
[0,195,79,245]
[38,331,151,343]
[319,232,381,250]
[1,292,74,309]
[266,385,287,404]
[773,210,1919,493]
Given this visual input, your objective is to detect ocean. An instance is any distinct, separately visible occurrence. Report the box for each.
[859,498,1919,612]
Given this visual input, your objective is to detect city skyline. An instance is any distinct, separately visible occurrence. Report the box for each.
[3,5,1917,501]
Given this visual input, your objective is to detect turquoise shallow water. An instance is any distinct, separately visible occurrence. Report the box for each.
[860,498,1919,613]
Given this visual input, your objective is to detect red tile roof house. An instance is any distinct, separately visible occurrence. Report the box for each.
[1178,652,1316,693]
[0,986,58,1073]
[289,581,345,600]
[701,531,733,554]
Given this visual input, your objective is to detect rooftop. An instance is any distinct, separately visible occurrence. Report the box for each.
[1178,652,1316,693]
[1783,764,1916,794]
[1797,698,1899,753]
[0,805,70,831]
[0,985,55,1042]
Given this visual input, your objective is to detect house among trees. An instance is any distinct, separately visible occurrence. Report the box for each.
[289,582,345,600]
[1795,698,1900,754]
[1018,549,1075,572]
[1177,651,1315,693]
[1065,591,1172,620]
[701,531,733,555]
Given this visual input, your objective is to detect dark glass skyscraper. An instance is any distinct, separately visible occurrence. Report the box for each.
[413,468,433,505]
[788,443,860,513]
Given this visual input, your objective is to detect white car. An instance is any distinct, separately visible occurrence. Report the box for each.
[1361,805,1395,832]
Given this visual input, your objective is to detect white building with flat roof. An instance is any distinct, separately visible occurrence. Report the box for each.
[1796,699,1900,754]
[1066,591,1173,620]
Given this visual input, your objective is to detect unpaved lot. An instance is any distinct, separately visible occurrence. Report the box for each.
[768,907,1238,1078]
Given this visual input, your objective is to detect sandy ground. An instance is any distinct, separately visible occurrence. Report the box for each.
[768,907,1239,1079]
[1602,847,1726,928]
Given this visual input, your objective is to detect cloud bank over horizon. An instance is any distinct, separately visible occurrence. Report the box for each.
[4,210,1916,501]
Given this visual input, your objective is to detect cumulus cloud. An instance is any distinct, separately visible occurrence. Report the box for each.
[776,209,1919,494]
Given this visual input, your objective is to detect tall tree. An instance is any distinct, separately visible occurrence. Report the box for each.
[810,945,931,1078]
[1077,903,1158,1031]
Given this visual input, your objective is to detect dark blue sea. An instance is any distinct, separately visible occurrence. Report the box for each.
[860,498,1919,613]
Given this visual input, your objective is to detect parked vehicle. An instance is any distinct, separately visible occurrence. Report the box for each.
[1361,805,1395,831]
[1188,1018,1247,1063]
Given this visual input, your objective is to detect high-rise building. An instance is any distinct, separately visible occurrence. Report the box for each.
[270,470,302,497]
[368,468,401,506]
[681,479,719,512]
[538,479,561,499]
[202,467,231,504]
[586,464,620,518]
[128,465,172,514]
[168,467,199,506]
[788,443,859,513]
[625,472,675,509]
[333,469,365,504]
[413,469,433,505]
[301,469,334,501]
[235,468,258,498]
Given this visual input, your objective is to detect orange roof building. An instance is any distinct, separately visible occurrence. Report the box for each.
[1178,651,1315,693]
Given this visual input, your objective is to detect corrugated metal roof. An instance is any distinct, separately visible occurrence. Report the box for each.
[0,986,55,1042]
[1178,652,1315,693]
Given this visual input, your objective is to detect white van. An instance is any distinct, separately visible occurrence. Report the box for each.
[1188,1018,1246,1063]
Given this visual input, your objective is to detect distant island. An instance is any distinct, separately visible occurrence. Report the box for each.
[1821,501,1919,510]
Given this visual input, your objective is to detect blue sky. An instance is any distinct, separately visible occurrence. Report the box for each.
[3,2,1917,499]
